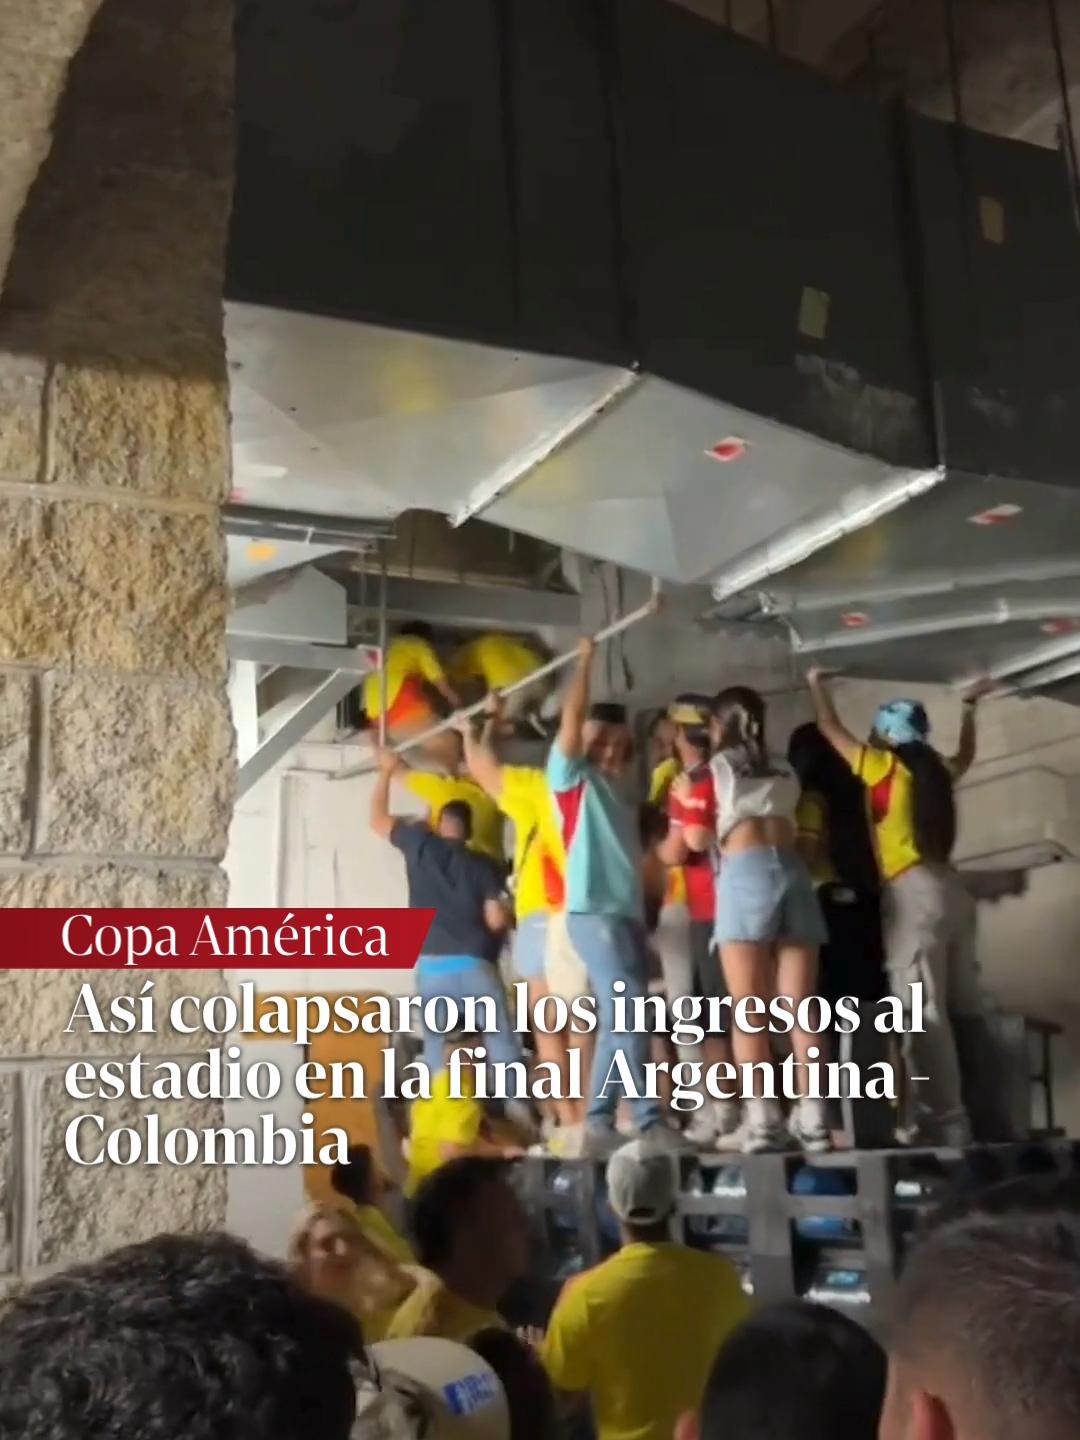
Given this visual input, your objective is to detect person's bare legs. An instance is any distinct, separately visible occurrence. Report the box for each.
[776,941,830,1151]
[527,978,578,1129]
[719,940,788,1152]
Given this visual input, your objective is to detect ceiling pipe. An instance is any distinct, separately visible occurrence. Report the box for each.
[759,555,1080,617]
[792,597,1080,654]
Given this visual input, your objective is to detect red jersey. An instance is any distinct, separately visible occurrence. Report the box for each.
[667,762,717,923]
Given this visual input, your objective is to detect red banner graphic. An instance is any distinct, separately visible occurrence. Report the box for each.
[0,909,435,969]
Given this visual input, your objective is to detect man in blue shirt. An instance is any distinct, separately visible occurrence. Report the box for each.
[546,637,685,1158]
[369,747,522,1075]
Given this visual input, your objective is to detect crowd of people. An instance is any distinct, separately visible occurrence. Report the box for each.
[4,1156,1079,1440]
[365,616,998,1161]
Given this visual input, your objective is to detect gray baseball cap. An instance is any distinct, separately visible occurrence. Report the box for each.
[605,1139,679,1226]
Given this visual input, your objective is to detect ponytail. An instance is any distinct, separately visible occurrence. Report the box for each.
[712,686,772,778]
[895,742,957,863]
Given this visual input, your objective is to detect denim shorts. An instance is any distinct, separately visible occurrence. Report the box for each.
[513,910,548,981]
[714,846,827,947]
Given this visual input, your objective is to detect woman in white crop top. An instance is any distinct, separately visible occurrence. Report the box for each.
[681,687,828,1155]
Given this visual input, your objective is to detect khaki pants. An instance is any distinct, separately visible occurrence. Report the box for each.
[883,863,982,1144]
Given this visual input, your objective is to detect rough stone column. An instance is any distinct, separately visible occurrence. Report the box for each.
[0,0,235,1288]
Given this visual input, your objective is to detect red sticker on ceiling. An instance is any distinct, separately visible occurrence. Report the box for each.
[841,612,869,628]
[707,438,748,463]
[968,504,1022,526]
[1041,619,1079,635]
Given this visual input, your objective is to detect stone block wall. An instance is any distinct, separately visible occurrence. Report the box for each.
[0,0,236,1290]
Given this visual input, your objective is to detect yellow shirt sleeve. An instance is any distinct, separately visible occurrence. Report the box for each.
[648,757,680,803]
[852,745,895,786]
[541,1274,594,1393]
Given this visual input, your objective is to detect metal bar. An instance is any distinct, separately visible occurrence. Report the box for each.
[223,503,393,551]
[378,552,389,747]
[761,556,1080,617]
[331,585,661,782]
[237,671,360,799]
[709,467,944,606]
[228,661,260,766]
[792,599,1080,655]
[351,575,582,633]
[448,370,641,529]
[227,635,377,674]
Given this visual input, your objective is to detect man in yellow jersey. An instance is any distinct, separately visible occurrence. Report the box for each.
[456,697,583,1139]
[404,1033,530,1199]
[399,756,508,868]
[808,669,994,1146]
[448,632,554,736]
[541,1140,750,1440]
[385,1156,530,1343]
[362,622,461,763]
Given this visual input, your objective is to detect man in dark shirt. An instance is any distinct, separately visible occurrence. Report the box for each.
[370,747,523,1076]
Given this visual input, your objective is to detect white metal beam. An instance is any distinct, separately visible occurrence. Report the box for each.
[227,635,376,673]
[236,671,360,798]
[228,662,260,767]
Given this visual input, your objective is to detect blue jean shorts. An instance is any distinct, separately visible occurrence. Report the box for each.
[714,846,827,947]
[513,910,548,981]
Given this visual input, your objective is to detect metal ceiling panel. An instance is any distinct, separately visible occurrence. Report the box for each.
[787,577,1080,656]
[484,375,932,586]
[227,302,631,523]
[227,534,343,589]
[786,621,1071,687]
[756,474,1080,611]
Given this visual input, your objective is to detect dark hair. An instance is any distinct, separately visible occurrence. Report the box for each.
[787,722,879,894]
[437,799,473,840]
[712,686,772,777]
[892,741,957,863]
[0,1232,362,1440]
[890,1207,1080,1440]
[588,701,628,726]
[398,621,435,642]
[700,1300,885,1440]
[410,1156,512,1269]
[330,1143,376,1206]
[469,1330,555,1440]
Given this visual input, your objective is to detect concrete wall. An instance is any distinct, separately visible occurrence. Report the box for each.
[0,0,235,1291]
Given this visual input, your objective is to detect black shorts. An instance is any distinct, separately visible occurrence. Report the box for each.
[689,919,729,1033]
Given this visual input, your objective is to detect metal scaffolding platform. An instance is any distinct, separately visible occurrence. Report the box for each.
[514,1138,1080,1331]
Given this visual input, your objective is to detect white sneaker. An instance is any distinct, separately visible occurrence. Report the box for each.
[713,1100,743,1145]
[683,1107,718,1147]
[788,1099,832,1155]
[741,1100,789,1154]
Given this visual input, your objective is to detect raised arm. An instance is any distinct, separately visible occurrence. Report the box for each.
[807,668,863,768]
[456,696,506,799]
[553,637,595,759]
[949,677,994,780]
[369,748,402,839]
